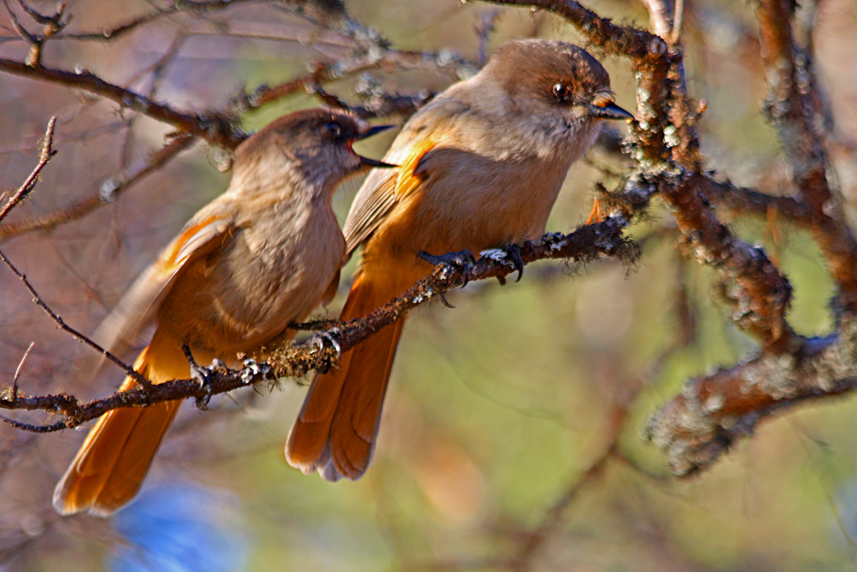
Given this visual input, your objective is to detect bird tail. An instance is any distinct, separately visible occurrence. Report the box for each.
[53,346,183,516]
[286,270,406,481]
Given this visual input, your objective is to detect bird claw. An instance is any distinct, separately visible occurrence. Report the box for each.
[479,244,524,283]
[183,345,216,408]
[181,345,212,390]
[309,327,342,375]
[310,327,343,359]
[418,249,476,286]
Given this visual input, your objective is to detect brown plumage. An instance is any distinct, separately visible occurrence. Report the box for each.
[53,108,393,516]
[286,39,633,481]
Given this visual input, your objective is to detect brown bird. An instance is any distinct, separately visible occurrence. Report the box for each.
[286,38,633,481]
[53,108,394,516]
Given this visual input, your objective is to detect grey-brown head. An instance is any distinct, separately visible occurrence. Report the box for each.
[477,39,632,157]
[234,108,395,194]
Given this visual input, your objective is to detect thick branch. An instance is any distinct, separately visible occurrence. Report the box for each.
[756,0,857,309]
[659,172,795,349]
[646,319,857,476]
[482,0,665,60]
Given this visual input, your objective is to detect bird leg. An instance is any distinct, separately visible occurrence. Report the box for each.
[586,199,603,225]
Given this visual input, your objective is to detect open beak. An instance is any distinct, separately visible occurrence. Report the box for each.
[357,124,396,140]
[354,123,398,168]
[589,102,635,121]
[359,155,398,168]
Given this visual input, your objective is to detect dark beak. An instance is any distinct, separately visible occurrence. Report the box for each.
[354,123,398,168]
[359,155,398,168]
[356,124,396,140]
[589,102,634,121]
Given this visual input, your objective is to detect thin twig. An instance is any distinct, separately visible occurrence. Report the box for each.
[0,58,244,148]
[0,116,56,224]
[0,250,150,388]
[0,132,196,243]
[9,341,34,403]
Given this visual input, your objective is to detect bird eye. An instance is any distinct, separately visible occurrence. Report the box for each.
[323,122,342,138]
[552,83,572,102]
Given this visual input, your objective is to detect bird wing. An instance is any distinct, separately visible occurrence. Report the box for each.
[342,97,468,255]
[94,206,235,360]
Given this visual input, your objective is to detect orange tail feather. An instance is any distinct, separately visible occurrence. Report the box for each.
[53,347,183,516]
[287,271,406,481]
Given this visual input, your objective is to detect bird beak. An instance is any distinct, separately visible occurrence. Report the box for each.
[359,155,398,168]
[356,124,396,140]
[589,102,635,121]
[353,123,398,168]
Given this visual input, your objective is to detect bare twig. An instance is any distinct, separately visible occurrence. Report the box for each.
[0,58,244,149]
[9,342,34,403]
[0,116,56,224]
[48,0,262,43]
[0,133,196,243]
[120,32,188,168]
[0,250,150,388]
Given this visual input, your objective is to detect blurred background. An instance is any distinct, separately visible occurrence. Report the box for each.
[2,0,857,570]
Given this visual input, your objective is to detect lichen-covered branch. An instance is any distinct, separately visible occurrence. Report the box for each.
[755,0,857,310]
[645,320,857,476]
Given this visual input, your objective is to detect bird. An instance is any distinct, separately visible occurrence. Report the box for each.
[53,108,395,516]
[286,38,634,482]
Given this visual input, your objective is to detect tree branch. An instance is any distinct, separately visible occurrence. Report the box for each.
[0,116,55,224]
[0,217,639,432]
[0,58,244,149]
[0,132,196,243]
[755,0,857,310]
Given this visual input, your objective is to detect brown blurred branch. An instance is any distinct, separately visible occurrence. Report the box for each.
[755,0,857,311]
[0,216,639,433]
[0,132,196,243]
[645,323,857,476]
[0,58,244,148]
[34,0,263,43]
[421,277,695,571]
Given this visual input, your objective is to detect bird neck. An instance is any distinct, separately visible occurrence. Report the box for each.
[229,151,339,209]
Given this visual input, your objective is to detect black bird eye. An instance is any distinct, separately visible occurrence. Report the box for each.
[552,83,572,102]
[323,121,342,138]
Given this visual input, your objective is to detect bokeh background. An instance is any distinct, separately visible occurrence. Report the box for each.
[2,0,857,570]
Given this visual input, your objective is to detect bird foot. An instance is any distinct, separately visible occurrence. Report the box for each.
[418,249,476,286]
[310,327,343,357]
[479,244,524,284]
[309,327,343,374]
